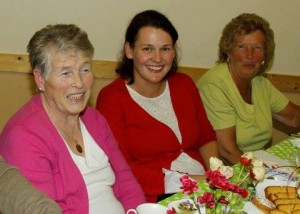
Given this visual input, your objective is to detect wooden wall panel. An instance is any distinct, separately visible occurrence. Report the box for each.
[1,53,300,93]
[0,53,299,144]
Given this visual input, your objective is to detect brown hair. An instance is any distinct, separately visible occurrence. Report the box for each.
[116,10,179,84]
[218,13,275,74]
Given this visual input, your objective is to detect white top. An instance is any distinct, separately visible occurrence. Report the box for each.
[127,82,204,193]
[64,120,124,214]
[127,81,182,142]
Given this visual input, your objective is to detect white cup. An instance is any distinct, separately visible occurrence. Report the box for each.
[126,203,167,214]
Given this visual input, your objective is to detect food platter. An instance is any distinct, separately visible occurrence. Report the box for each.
[255,179,297,198]
[243,179,298,214]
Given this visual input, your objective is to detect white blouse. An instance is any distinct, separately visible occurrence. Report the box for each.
[64,120,124,214]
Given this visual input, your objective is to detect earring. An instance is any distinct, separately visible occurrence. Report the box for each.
[261,60,265,65]
[227,58,231,63]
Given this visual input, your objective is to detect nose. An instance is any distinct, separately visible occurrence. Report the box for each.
[246,46,254,59]
[151,50,162,62]
[72,73,84,88]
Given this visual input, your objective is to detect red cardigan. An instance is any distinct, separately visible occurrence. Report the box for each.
[96,72,216,202]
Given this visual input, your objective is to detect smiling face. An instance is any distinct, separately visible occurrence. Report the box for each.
[34,48,93,118]
[125,26,175,87]
[228,30,265,80]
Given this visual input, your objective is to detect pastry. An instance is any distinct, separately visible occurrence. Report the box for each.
[274,199,300,206]
[252,195,276,213]
[265,186,297,199]
[277,204,300,213]
[269,192,298,201]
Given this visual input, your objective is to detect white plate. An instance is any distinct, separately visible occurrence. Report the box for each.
[243,179,298,214]
[264,168,297,181]
[167,199,198,214]
[255,178,297,198]
[243,201,264,214]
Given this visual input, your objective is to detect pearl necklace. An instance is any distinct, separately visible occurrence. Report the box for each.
[53,120,83,154]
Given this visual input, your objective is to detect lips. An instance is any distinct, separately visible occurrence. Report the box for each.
[147,65,163,71]
[67,93,84,100]
[243,62,256,68]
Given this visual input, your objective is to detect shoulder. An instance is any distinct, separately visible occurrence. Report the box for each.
[81,107,106,124]
[253,75,271,84]
[96,77,128,109]
[81,107,110,132]
[198,63,229,86]
[199,63,229,82]
[252,75,273,90]
[1,95,45,135]
[168,72,196,88]
[99,78,126,96]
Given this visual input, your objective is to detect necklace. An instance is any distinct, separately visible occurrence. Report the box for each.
[53,120,83,154]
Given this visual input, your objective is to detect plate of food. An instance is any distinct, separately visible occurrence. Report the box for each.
[167,198,199,214]
[248,179,300,213]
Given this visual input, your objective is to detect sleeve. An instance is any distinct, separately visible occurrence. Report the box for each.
[98,115,146,211]
[0,126,58,200]
[0,156,62,214]
[191,79,217,145]
[264,78,289,113]
[96,87,166,199]
[198,82,237,130]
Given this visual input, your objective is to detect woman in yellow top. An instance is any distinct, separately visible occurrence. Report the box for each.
[198,13,300,165]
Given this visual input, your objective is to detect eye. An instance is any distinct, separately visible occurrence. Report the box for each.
[60,70,72,77]
[254,45,263,50]
[161,46,172,52]
[81,66,91,73]
[142,46,153,53]
[237,44,247,49]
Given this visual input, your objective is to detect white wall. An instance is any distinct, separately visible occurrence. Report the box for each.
[1,0,299,75]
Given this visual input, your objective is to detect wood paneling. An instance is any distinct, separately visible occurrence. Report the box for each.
[1,53,300,93]
[0,53,299,143]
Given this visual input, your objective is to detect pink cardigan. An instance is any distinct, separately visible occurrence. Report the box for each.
[0,95,145,213]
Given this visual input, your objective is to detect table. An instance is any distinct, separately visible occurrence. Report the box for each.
[267,138,298,162]
[158,136,299,209]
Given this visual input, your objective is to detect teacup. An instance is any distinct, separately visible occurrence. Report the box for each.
[126,203,167,214]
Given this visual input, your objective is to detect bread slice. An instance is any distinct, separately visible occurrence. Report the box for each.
[269,209,288,214]
[265,186,297,199]
[269,192,298,201]
[274,199,300,206]
[277,204,300,213]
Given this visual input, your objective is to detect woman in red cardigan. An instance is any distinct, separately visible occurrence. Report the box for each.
[96,10,219,202]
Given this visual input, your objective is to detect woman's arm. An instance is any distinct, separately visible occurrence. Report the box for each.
[0,157,61,214]
[215,127,243,165]
[273,101,300,129]
[199,140,220,168]
[100,119,146,211]
[0,127,59,200]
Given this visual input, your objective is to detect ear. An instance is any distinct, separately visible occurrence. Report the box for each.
[124,42,133,59]
[33,69,45,91]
